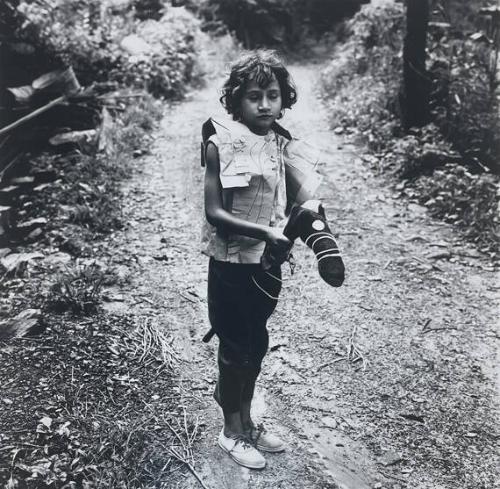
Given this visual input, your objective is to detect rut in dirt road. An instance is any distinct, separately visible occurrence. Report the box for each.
[112,62,499,489]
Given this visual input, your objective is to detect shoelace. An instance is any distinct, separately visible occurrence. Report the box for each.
[248,423,267,444]
[229,435,254,452]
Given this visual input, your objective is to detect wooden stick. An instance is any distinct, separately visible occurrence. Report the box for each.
[0,95,66,137]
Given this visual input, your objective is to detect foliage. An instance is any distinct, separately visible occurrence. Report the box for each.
[428,37,499,170]
[319,0,499,249]
[415,164,499,250]
[320,2,405,145]
[187,0,368,47]
[27,94,162,241]
[46,263,105,314]
[16,0,126,84]
[15,1,204,98]
[113,8,204,98]
[380,124,454,177]
[0,314,194,488]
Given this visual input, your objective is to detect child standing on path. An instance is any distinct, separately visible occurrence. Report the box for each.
[202,50,316,470]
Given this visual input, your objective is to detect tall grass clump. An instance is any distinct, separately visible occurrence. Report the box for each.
[46,263,105,314]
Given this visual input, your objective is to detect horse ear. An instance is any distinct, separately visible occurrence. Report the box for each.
[271,121,292,140]
[201,119,216,167]
[202,118,216,143]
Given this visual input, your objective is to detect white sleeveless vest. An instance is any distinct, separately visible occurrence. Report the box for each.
[201,117,322,264]
[201,118,288,264]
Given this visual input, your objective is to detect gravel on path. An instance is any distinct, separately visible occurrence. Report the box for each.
[110,60,499,489]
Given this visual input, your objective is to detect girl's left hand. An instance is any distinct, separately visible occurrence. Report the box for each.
[261,236,293,270]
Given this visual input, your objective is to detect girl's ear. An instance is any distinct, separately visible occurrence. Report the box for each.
[277,109,285,120]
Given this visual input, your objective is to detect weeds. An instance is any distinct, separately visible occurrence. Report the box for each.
[15,2,205,99]
[415,164,499,251]
[319,1,499,251]
[0,313,200,489]
[45,263,104,314]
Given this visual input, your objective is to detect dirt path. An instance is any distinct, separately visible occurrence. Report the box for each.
[103,62,499,489]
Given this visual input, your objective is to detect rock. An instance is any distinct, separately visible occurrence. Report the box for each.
[12,218,47,241]
[120,34,152,55]
[26,228,43,241]
[43,251,72,267]
[0,252,44,274]
[426,251,452,260]
[380,450,403,466]
[0,248,11,258]
[320,416,338,429]
[0,309,44,340]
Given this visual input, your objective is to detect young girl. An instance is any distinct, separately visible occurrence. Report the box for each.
[202,50,315,469]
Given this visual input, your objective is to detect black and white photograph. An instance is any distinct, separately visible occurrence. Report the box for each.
[0,0,498,488]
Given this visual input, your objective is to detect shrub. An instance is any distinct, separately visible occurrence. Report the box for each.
[428,38,499,171]
[16,0,128,84]
[113,7,204,98]
[385,124,457,178]
[15,1,204,98]
[46,263,105,314]
[191,0,368,47]
[319,1,499,249]
[415,164,499,251]
[319,2,405,145]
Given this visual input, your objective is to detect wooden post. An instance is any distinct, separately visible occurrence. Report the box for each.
[402,0,430,129]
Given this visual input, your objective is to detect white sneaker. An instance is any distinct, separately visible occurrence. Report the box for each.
[247,424,286,453]
[217,430,266,469]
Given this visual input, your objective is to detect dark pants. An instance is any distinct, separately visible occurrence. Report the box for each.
[207,258,281,414]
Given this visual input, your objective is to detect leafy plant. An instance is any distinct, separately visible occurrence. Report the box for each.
[110,7,205,98]
[428,38,499,171]
[320,2,405,143]
[415,164,499,251]
[15,1,205,98]
[320,1,499,249]
[46,263,105,315]
[192,0,367,47]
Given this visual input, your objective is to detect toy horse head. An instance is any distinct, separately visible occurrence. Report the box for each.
[283,200,345,287]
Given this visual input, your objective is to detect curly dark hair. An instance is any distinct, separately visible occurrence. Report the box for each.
[220,50,297,120]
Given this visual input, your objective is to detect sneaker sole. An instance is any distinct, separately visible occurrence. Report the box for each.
[218,439,266,469]
[256,443,286,453]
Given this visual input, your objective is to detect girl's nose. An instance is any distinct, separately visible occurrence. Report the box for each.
[259,97,270,110]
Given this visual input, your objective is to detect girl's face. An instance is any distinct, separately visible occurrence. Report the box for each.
[239,76,282,135]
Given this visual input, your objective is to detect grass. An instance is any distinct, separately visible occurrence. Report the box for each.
[0,313,199,489]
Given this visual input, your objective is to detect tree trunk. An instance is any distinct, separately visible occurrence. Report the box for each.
[401,0,430,129]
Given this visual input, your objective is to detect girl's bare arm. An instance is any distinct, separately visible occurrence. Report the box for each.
[204,142,290,249]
